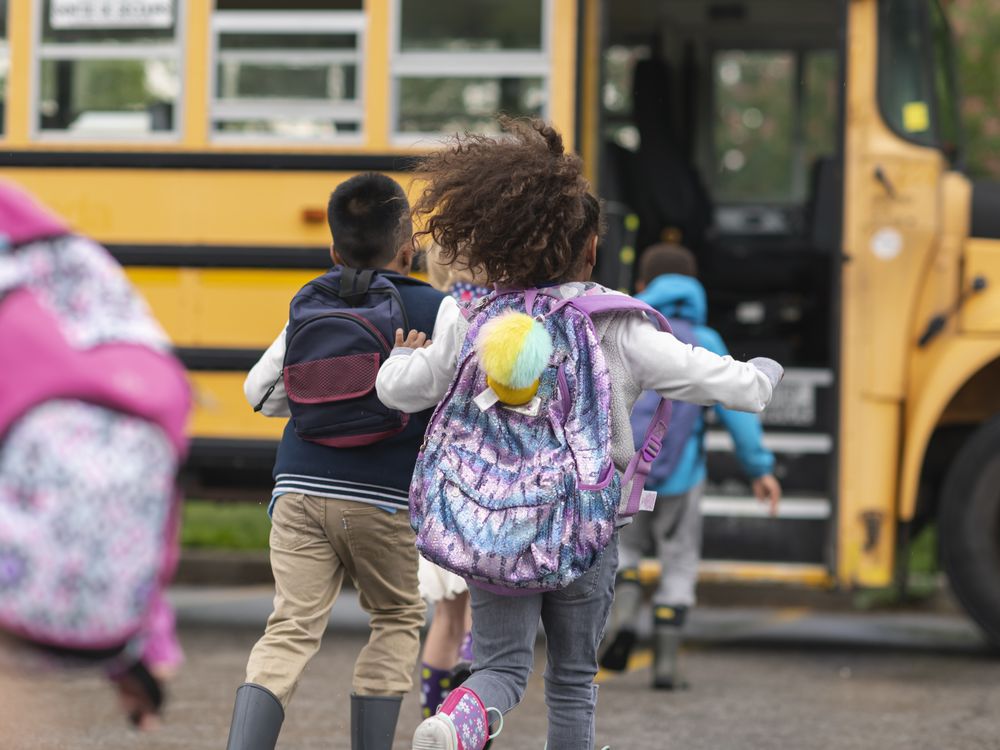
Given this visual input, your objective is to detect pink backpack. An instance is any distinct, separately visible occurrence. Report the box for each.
[0,182,190,652]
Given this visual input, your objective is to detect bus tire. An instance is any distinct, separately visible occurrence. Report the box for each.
[939,414,1000,645]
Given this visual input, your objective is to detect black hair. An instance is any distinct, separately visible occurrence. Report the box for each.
[327,173,412,268]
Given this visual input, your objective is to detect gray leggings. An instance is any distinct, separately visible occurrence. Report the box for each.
[464,537,618,750]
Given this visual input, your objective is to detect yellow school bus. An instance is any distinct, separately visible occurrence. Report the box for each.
[3,0,1000,642]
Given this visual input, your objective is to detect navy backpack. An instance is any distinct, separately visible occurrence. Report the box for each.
[270,267,409,448]
[630,318,703,488]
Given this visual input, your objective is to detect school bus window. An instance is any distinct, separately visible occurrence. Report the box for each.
[802,51,840,169]
[713,51,796,203]
[0,0,7,137]
[211,3,364,141]
[391,0,550,139]
[877,0,936,147]
[398,0,543,52]
[396,76,545,135]
[216,0,361,9]
[712,50,838,205]
[928,0,962,161]
[602,44,651,151]
[36,0,183,138]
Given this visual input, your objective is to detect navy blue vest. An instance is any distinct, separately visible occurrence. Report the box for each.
[273,271,445,506]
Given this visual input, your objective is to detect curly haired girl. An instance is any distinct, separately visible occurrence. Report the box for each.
[378,118,782,750]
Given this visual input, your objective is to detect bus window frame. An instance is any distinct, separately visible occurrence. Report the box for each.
[208,9,366,145]
[926,0,964,167]
[388,0,554,146]
[876,0,962,162]
[30,0,187,144]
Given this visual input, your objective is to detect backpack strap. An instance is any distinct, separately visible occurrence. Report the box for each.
[338,267,376,303]
[557,292,674,518]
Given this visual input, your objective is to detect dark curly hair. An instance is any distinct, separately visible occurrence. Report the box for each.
[413,118,595,288]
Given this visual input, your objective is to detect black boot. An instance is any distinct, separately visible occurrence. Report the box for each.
[652,605,688,691]
[351,694,402,750]
[598,570,643,672]
[226,683,284,750]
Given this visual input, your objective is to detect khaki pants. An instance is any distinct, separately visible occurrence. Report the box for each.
[245,493,426,707]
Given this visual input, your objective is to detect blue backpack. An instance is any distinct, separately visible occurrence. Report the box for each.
[630,318,702,488]
[273,267,409,448]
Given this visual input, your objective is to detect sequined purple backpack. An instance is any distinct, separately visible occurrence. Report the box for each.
[410,286,673,592]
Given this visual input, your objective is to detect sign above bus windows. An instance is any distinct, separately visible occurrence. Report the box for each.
[50,0,174,29]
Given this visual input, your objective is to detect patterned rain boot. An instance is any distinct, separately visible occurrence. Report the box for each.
[420,664,454,719]
[448,632,474,692]
[412,686,501,750]
[652,604,688,691]
[598,568,643,672]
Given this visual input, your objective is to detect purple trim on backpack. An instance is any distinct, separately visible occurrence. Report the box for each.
[556,364,571,416]
[577,459,615,491]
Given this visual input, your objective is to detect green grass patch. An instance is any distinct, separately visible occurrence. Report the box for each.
[853,525,940,609]
[181,500,272,551]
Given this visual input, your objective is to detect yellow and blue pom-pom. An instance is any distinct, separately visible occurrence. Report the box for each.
[475,312,553,405]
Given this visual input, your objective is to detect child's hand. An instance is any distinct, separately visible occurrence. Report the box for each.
[394,329,432,349]
[752,474,782,516]
[749,357,784,389]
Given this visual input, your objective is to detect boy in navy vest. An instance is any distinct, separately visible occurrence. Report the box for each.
[227,174,444,750]
[599,243,782,690]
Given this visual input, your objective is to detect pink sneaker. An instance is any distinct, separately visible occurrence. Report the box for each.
[411,687,501,750]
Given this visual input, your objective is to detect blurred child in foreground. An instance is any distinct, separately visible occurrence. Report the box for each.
[0,180,190,730]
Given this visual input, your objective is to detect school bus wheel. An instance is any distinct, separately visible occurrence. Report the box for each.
[938,414,1000,646]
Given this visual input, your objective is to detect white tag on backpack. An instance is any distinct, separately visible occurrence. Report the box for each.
[502,396,542,417]
[474,387,500,412]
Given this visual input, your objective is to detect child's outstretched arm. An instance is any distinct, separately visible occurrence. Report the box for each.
[615,314,782,412]
[376,296,463,413]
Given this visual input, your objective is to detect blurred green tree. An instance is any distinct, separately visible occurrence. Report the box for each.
[951,0,1000,179]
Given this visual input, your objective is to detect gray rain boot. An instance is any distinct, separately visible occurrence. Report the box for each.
[226,683,284,750]
[351,693,402,750]
[652,605,688,690]
[598,569,643,672]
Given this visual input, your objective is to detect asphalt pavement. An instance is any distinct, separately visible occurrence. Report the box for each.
[2,588,998,750]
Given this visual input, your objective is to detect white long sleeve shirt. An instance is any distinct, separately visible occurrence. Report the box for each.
[376,286,778,482]
[244,323,291,418]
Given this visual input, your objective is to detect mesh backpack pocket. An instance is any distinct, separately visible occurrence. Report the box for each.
[284,352,379,403]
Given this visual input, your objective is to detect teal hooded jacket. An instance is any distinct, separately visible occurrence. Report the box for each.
[637,274,775,495]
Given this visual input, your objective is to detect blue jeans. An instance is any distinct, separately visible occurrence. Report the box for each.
[464,536,618,750]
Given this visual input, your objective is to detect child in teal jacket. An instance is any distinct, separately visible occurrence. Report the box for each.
[600,243,782,689]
